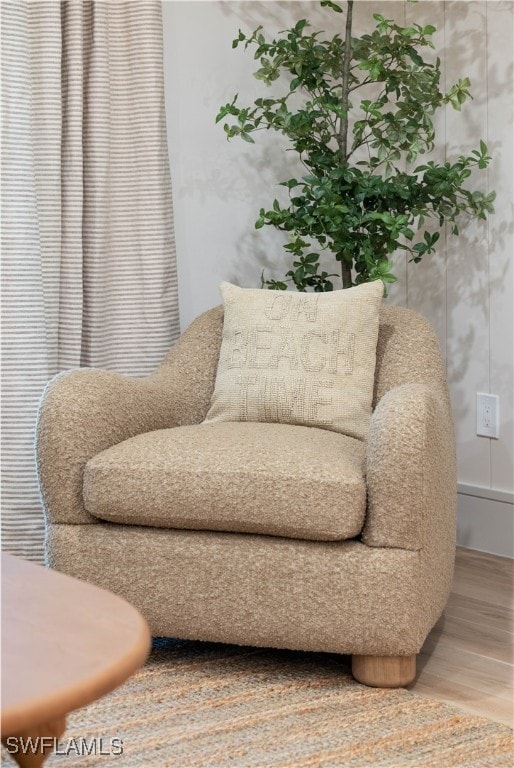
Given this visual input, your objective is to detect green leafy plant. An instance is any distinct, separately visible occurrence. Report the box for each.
[217,0,494,291]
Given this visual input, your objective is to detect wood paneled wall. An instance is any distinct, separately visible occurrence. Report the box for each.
[385,1,513,500]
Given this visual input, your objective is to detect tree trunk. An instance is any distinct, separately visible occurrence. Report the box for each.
[340,258,353,289]
[338,0,354,159]
[339,2,354,290]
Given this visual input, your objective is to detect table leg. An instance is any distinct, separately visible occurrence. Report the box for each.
[2,716,66,768]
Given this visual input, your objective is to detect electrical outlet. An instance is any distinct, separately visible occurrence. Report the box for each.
[476,393,500,438]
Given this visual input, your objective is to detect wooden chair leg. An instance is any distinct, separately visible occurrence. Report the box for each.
[352,654,416,688]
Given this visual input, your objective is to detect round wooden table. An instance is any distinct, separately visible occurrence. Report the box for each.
[1,553,151,767]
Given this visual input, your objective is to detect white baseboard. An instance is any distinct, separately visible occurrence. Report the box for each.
[457,485,514,558]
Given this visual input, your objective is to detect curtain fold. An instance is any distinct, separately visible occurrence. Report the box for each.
[1,0,180,561]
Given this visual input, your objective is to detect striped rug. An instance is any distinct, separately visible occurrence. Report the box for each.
[4,639,512,768]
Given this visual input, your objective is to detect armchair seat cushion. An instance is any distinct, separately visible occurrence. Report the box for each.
[83,422,367,541]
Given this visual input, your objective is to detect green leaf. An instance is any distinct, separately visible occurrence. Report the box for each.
[232,30,246,48]
[406,47,424,67]
[400,27,418,37]
[320,0,343,12]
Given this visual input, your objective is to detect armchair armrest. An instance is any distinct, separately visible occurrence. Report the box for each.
[36,306,224,527]
[362,382,456,551]
[36,370,179,525]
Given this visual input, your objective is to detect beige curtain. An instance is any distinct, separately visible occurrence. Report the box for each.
[1,0,180,561]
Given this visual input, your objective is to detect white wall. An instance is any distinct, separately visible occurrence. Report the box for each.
[162,1,513,554]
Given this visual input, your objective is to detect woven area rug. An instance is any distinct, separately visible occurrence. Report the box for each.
[3,639,512,767]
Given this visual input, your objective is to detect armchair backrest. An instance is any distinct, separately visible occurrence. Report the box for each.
[152,302,448,426]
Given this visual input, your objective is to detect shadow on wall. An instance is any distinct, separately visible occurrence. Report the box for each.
[177,134,297,207]
[445,325,475,428]
[219,1,335,31]
[222,144,344,289]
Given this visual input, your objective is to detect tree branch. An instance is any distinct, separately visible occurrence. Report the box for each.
[348,78,373,92]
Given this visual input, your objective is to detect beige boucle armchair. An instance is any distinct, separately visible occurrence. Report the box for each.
[36,303,456,688]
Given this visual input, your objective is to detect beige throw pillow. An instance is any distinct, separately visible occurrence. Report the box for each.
[204,280,383,441]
